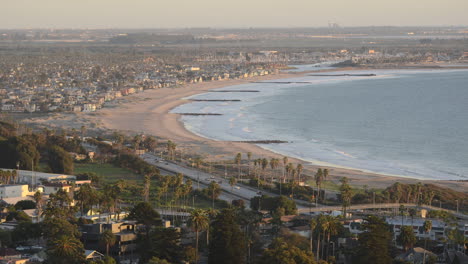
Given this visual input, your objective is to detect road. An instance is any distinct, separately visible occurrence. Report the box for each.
[141,153,272,205]
[141,154,468,219]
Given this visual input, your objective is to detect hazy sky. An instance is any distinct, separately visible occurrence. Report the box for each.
[2,0,468,28]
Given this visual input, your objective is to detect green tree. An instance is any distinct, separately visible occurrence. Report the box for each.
[235,153,242,179]
[147,257,171,264]
[208,209,246,264]
[128,202,162,237]
[339,177,352,218]
[140,227,183,264]
[100,229,116,256]
[47,235,85,264]
[188,209,209,263]
[423,220,432,264]
[247,152,252,176]
[47,145,74,174]
[258,238,316,264]
[314,169,323,203]
[229,177,237,192]
[353,216,392,264]
[397,226,416,251]
[204,181,221,209]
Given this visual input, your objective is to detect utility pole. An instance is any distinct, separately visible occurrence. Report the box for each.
[16,162,20,184]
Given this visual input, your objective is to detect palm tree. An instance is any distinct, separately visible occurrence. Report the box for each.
[229,177,237,192]
[326,216,340,260]
[100,229,116,256]
[322,168,329,201]
[80,125,87,140]
[315,169,323,203]
[282,157,288,183]
[33,191,43,221]
[408,208,417,226]
[339,177,352,218]
[50,235,84,262]
[310,218,317,253]
[316,214,328,261]
[261,158,268,182]
[423,220,432,264]
[296,164,303,183]
[235,153,242,179]
[143,174,151,202]
[399,204,406,226]
[188,209,209,263]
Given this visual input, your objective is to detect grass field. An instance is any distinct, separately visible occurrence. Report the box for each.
[74,163,143,184]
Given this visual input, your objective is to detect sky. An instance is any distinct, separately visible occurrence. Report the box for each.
[2,0,468,29]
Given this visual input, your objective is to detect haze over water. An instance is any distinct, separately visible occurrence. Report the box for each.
[173,69,468,180]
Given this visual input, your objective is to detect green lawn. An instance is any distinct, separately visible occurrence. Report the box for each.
[74,163,143,184]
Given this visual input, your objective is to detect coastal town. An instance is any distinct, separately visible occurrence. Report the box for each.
[1,28,468,114]
[0,26,467,264]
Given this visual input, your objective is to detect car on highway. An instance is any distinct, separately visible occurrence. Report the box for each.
[234,186,240,190]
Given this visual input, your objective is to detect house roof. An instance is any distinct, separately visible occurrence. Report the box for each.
[85,250,104,259]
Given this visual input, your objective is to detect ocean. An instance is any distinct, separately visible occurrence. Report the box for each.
[171,69,468,180]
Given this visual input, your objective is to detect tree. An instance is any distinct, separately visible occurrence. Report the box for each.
[128,202,162,237]
[204,181,221,209]
[258,238,316,264]
[80,125,86,140]
[140,227,183,264]
[399,204,406,226]
[247,152,252,176]
[229,177,237,192]
[354,216,392,264]
[143,173,151,202]
[0,136,40,170]
[310,219,317,253]
[208,209,246,264]
[188,209,209,263]
[235,153,242,179]
[47,235,85,264]
[314,169,323,203]
[339,177,352,218]
[147,257,171,264]
[143,136,158,152]
[397,226,416,251]
[408,208,417,226]
[47,145,74,174]
[100,229,116,256]
[14,200,36,210]
[423,220,432,264]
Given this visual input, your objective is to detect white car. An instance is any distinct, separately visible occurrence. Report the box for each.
[234,186,240,190]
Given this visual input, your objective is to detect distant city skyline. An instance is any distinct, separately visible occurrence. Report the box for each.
[2,0,468,29]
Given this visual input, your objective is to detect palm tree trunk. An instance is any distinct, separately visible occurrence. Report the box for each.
[196,231,199,263]
[310,228,314,252]
[321,230,326,260]
[316,232,321,261]
[423,238,427,264]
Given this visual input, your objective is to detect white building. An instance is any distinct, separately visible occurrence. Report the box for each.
[0,185,32,199]
[0,169,76,185]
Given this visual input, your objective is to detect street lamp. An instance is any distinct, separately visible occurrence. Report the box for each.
[456,200,459,214]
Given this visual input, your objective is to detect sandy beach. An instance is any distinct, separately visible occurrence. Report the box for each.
[26,69,468,192]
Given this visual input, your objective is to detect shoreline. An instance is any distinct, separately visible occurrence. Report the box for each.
[24,67,468,192]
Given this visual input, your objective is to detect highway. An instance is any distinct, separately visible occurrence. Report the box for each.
[142,154,467,219]
[141,153,276,205]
